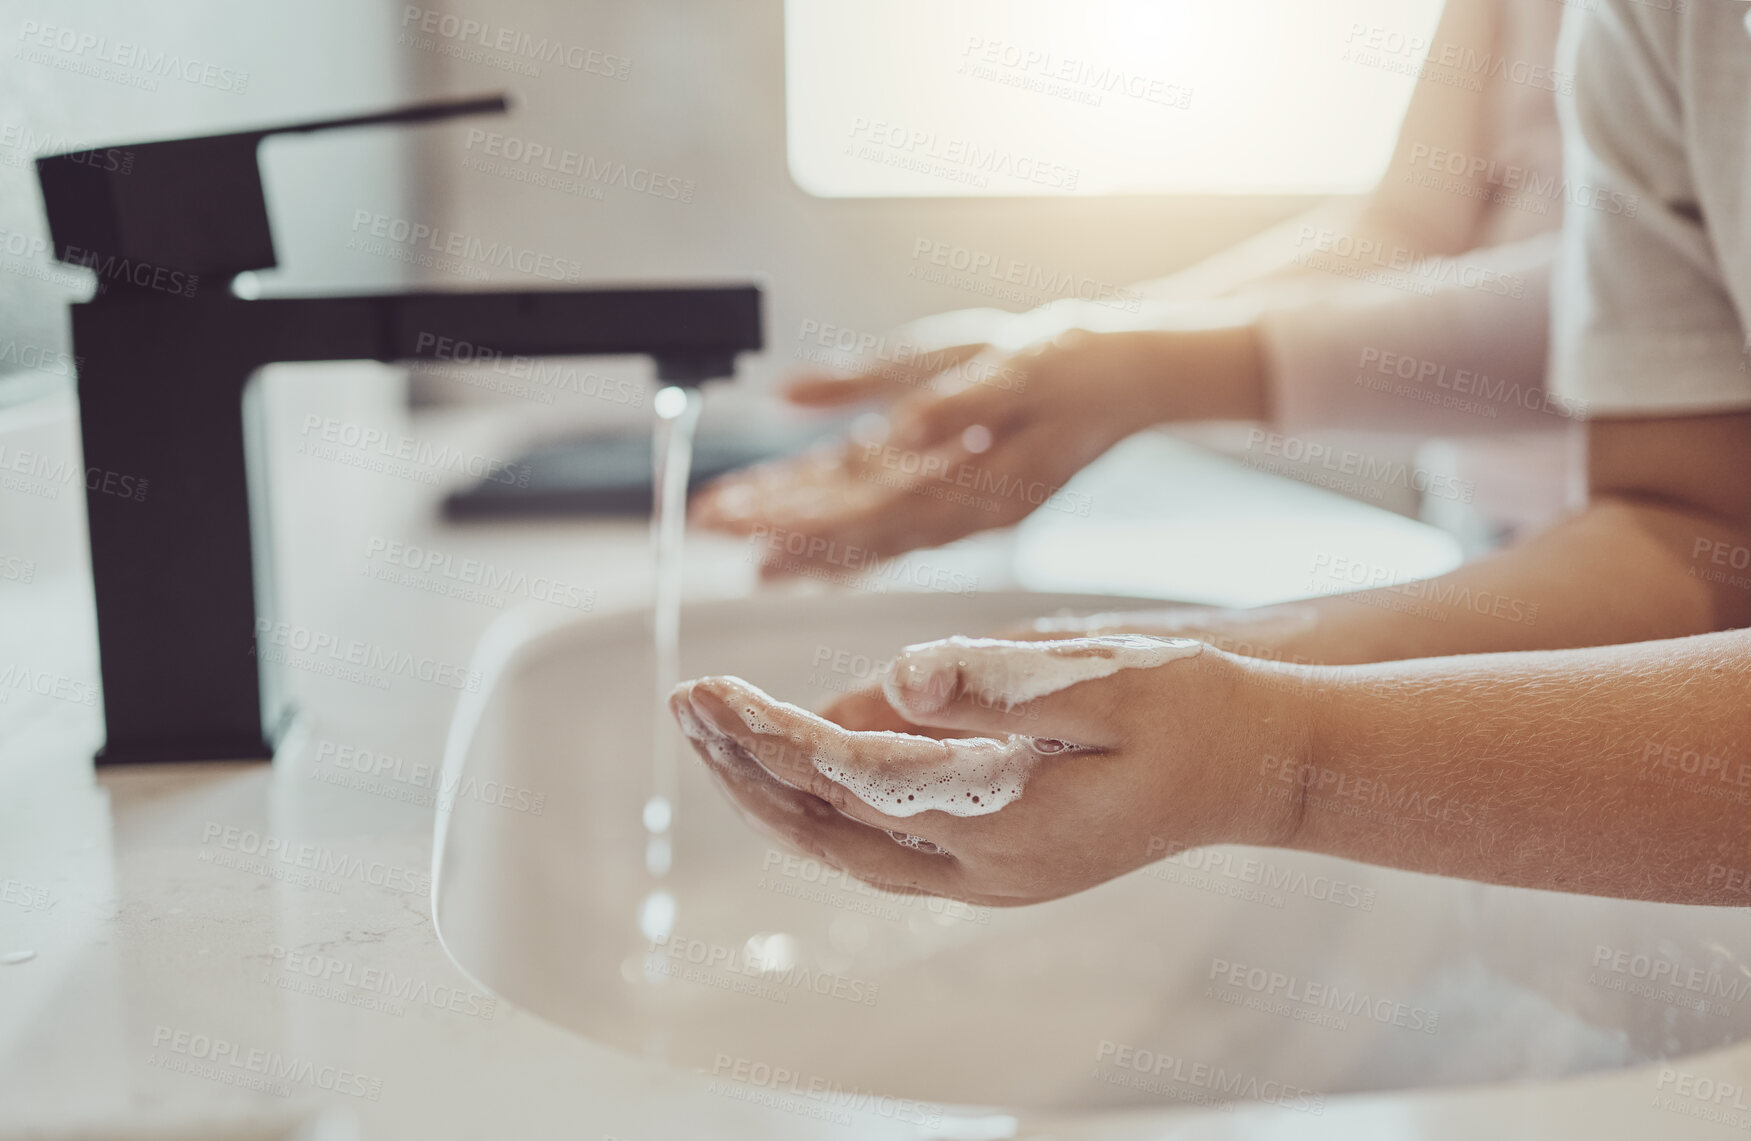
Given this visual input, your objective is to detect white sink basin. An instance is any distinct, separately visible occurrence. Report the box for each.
[433,589,1751,1128]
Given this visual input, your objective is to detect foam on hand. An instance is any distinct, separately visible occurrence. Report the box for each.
[676,635,1202,825]
[672,676,1067,820]
[882,634,1203,718]
[814,733,1049,819]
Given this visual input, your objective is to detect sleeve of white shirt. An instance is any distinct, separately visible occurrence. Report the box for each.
[1549,0,1751,414]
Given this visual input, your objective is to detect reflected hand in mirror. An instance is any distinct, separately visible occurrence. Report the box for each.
[690,308,1265,579]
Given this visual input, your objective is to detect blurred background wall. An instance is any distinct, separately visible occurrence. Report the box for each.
[407,0,1322,414]
[0,0,1443,511]
[0,0,421,405]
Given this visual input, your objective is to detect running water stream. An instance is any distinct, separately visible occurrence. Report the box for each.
[641,384,702,941]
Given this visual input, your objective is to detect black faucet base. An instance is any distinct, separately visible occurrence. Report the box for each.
[74,287,760,766]
[95,734,277,766]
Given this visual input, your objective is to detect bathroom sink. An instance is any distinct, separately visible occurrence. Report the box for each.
[434,590,1751,1125]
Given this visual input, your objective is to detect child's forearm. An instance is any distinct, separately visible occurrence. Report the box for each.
[1265,627,1751,904]
[1064,496,1750,668]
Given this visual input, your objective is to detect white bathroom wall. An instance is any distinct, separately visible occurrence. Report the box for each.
[0,0,1343,416]
[0,0,416,405]
[403,0,1323,411]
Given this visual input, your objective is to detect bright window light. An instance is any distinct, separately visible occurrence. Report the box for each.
[786,0,1446,197]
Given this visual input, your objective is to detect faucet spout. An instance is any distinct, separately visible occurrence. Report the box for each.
[38,98,764,764]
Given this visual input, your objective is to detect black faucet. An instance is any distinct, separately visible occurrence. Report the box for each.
[36,94,763,765]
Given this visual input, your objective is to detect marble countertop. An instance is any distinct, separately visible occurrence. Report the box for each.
[3,372,1749,1140]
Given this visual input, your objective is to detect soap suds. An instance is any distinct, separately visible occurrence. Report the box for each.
[672,678,1080,820]
[733,700,785,736]
[672,692,811,815]
[1030,603,1318,645]
[813,733,1058,819]
[883,634,1202,716]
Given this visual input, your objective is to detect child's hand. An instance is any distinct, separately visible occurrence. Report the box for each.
[669,636,1311,905]
[690,330,1182,578]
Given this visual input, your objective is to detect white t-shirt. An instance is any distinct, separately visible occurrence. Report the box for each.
[1551,0,1751,414]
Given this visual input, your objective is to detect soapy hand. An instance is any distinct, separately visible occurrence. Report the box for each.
[669,635,1308,905]
[1006,603,1328,663]
[690,326,1177,579]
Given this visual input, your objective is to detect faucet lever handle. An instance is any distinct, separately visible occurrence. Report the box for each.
[247,93,512,142]
[36,93,512,291]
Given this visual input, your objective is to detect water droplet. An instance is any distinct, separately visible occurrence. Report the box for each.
[849,412,891,447]
[644,835,672,877]
[1,950,36,966]
[638,890,676,942]
[744,932,798,973]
